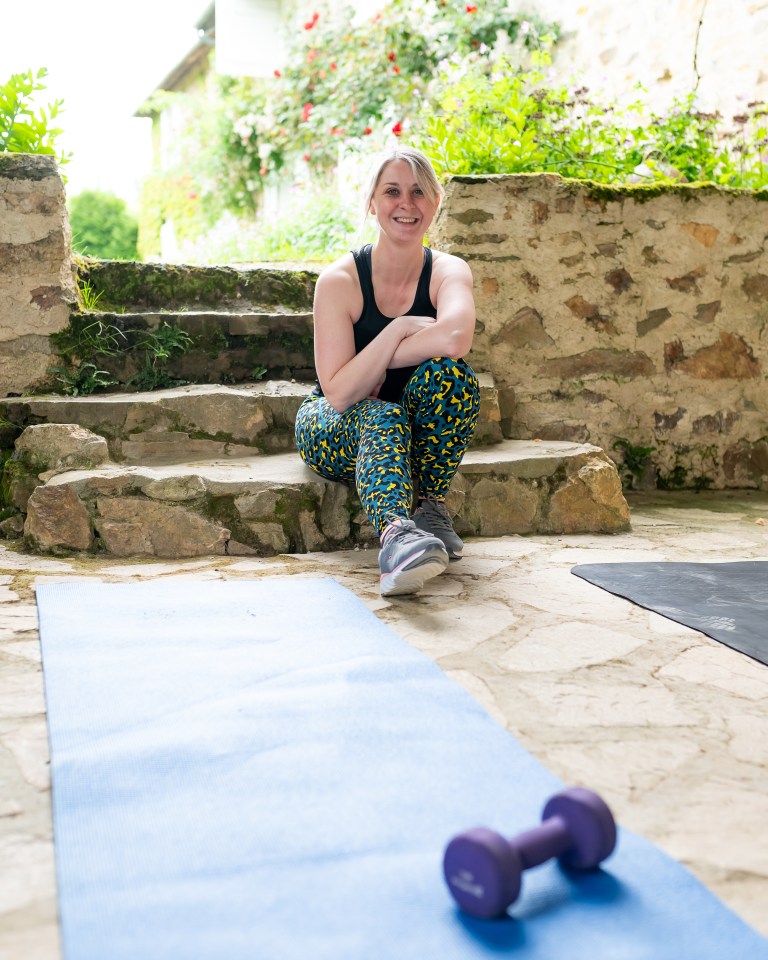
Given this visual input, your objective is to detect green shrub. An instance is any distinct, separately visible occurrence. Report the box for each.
[0,68,69,165]
[412,50,768,188]
[69,190,139,260]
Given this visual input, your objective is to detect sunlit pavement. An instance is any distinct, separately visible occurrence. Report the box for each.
[1,490,767,958]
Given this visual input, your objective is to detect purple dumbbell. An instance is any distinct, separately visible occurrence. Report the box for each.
[443,787,617,918]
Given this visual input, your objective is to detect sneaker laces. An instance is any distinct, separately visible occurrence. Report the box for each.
[413,499,453,532]
[381,516,423,546]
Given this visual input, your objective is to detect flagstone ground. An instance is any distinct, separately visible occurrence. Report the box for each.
[1,490,767,959]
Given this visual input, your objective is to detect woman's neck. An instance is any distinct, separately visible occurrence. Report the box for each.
[370,234,425,286]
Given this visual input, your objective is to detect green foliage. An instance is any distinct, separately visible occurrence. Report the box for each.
[76,278,104,312]
[142,1,555,239]
[128,322,193,392]
[187,190,372,263]
[0,68,69,164]
[69,191,139,260]
[261,0,555,173]
[612,438,657,491]
[138,172,209,261]
[48,362,118,397]
[51,312,127,360]
[412,51,768,188]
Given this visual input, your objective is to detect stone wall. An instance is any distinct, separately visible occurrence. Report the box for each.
[0,154,76,397]
[432,174,768,490]
[524,0,768,119]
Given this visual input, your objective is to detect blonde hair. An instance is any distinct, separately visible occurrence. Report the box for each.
[363,146,443,215]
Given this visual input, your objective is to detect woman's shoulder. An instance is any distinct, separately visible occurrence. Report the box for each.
[316,252,358,290]
[430,248,473,280]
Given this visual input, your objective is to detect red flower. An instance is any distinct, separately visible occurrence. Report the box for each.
[303,153,311,161]
[388,51,396,62]
[330,62,337,70]
[273,69,281,78]
[466,3,477,10]
[304,11,319,29]
[363,127,373,135]
[392,121,403,137]
[301,102,313,122]
[329,126,344,135]
[393,65,400,74]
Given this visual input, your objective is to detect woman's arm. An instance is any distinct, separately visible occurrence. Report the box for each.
[388,254,476,368]
[313,262,433,413]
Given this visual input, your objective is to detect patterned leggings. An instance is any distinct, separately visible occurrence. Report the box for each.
[295,357,480,535]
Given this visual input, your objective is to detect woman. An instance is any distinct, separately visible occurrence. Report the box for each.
[295,146,480,596]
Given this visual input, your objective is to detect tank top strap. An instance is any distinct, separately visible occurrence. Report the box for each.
[415,246,433,304]
[351,244,376,311]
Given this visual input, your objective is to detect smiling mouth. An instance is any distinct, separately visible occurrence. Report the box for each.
[394,217,418,223]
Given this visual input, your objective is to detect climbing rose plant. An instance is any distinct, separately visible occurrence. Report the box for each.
[186,0,556,216]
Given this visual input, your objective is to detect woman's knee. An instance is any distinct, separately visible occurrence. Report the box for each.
[362,399,410,436]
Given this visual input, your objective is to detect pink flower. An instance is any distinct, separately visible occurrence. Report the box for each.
[303,153,311,161]
[301,102,313,122]
[259,166,267,176]
[330,62,337,71]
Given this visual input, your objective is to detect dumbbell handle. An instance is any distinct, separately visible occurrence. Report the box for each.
[512,815,571,869]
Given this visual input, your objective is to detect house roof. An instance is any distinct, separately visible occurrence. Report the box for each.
[134,2,215,117]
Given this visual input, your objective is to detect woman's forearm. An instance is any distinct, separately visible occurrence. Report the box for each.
[321,322,406,413]
[388,320,472,368]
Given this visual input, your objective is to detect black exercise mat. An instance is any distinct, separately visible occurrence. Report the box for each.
[571,561,768,665]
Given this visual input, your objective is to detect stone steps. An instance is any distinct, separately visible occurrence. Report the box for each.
[22,440,630,558]
[0,375,504,471]
[0,258,630,556]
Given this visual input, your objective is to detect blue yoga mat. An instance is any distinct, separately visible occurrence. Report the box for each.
[37,579,767,960]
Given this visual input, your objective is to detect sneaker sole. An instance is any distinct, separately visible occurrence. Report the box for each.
[380,550,449,597]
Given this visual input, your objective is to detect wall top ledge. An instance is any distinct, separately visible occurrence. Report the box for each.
[445,171,768,203]
[0,153,61,182]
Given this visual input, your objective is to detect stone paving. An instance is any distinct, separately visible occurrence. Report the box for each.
[1,491,767,958]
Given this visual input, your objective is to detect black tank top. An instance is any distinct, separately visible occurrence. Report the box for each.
[312,244,437,403]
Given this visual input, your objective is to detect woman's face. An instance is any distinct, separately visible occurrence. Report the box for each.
[369,159,439,242]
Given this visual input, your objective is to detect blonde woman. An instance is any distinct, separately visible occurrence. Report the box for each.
[295,147,480,596]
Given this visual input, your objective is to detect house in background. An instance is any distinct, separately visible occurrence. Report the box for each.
[135,0,291,260]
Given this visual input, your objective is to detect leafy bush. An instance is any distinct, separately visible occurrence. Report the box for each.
[141,1,555,233]
[412,49,768,188]
[178,190,374,264]
[0,68,69,165]
[69,190,139,260]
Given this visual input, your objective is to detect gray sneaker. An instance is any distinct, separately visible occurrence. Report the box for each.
[412,499,464,560]
[379,519,449,597]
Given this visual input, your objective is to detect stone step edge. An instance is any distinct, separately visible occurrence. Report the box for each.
[22,440,631,558]
[0,375,506,467]
[74,310,314,337]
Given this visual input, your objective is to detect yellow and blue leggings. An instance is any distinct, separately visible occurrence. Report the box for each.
[295,358,480,535]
